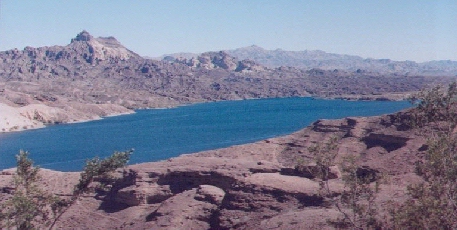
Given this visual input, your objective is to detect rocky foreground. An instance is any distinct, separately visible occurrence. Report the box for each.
[0,110,425,229]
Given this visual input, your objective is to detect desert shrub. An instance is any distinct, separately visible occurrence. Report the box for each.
[74,150,132,195]
[0,149,133,230]
[308,136,339,182]
[334,155,382,229]
[390,83,457,229]
[298,83,457,229]
[408,82,457,131]
[308,137,382,229]
[391,133,457,229]
[0,150,57,229]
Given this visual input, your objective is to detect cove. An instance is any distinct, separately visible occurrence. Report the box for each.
[0,97,411,171]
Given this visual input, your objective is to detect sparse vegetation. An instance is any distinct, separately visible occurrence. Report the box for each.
[308,136,339,182]
[0,151,57,229]
[0,150,133,229]
[334,155,382,229]
[408,82,457,131]
[391,133,457,229]
[308,137,382,229]
[389,83,457,229]
[303,83,457,229]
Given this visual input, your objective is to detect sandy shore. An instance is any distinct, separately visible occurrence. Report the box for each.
[0,103,134,133]
[0,103,45,132]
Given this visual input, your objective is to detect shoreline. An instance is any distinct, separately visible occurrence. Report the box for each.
[67,110,136,124]
[0,97,412,173]
[0,93,411,134]
[0,104,135,134]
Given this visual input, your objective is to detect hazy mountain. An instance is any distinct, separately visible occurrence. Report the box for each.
[158,45,457,76]
[225,45,457,76]
[226,45,364,68]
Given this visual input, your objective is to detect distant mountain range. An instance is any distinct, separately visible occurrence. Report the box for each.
[157,45,457,76]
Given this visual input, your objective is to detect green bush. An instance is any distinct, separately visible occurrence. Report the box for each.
[390,83,457,229]
[308,137,382,229]
[306,83,457,229]
[0,149,133,230]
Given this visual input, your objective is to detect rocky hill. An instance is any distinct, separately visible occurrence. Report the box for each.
[0,31,450,132]
[0,110,427,229]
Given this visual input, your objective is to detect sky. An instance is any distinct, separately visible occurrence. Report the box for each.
[0,0,456,62]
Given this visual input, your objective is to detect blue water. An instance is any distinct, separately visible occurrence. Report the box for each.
[0,97,411,171]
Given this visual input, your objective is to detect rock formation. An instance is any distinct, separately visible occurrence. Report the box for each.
[171,51,266,73]
[70,30,139,64]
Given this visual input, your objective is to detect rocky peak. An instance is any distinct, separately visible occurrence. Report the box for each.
[248,45,265,50]
[201,51,238,70]
[71,30,93,43]
[68,31,140,64]
[233,45,266,52]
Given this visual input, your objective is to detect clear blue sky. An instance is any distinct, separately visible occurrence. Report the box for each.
[0,0,456,62]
